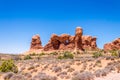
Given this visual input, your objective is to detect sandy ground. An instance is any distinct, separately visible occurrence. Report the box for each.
[0,53,120,80]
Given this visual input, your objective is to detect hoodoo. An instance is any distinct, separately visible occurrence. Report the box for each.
[30,27,98,51]
[30,34,43,50]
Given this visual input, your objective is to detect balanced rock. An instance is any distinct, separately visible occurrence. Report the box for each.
[104,38,120,51]
[30,34,42,50]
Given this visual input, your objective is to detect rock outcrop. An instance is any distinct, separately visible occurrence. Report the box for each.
[104,38,120,51]
[44,27,98,51]
[74,27,83,50]
[82,36,97,50]
[30,34,43,50]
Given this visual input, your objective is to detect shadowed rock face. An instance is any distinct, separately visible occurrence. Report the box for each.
[30,34,42,50]
[104,38,120,51]
[44,27,98,51]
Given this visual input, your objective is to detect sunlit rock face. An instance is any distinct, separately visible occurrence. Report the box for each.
[104,38,120,51]
[43,27,98,51]
[30,34,43,50]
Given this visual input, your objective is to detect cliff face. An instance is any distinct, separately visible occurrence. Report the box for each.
[104,38,120,51]
[30,27,98,51]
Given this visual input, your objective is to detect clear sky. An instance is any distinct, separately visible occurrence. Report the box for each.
[0,0,120,53]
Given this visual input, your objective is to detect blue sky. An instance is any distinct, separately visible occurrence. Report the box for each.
[0,0,120,53]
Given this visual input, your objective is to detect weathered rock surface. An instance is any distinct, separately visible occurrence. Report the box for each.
[30,27,98,51]
[44,27,98,51]
[30,34,42,50]
[82,36,97,50]
[74,27,83,50]
[104,38,120,51]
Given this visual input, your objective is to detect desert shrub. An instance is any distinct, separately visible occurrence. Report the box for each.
[3,72,15,80]
[0,60,18,73]
[67,68,75,72]
[72,71,94,80]
[110,50,118,57]
[58,56,64,59]
[105,65,115,71]
[10,74,25,80]
[30,52,36,56]
[52,66,62,73]
[63,64,70,69]
[24,55,32,60]
[116,64,120,73]
[27,66,35,70]
[94,69,109,77]
[92,51,102,58]
[23,73,32,79]
[32,72,57,80]
[58,51,74,59]
[94,60,102,67]
[39,52,45,56]
[12,55,22,61]
[74,50,81,54]
[34,63,40,68]
[72,71,80,76]
[57,71,67,76]
[50,52,58,55]
[106,56,115,60]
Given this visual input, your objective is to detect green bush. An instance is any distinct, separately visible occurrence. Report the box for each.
[58,55,64,59]
[110,50,118,57]
[30,52,36,56]
[92,51,102,58]
[39,52,45,56]
[50,52,58,55]
[58,51,74,59]
[0,60,18,73]
[24,55,32,60]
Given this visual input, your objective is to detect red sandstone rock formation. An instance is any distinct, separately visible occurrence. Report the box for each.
[74,27,83,50]
[104,38,120,51]
[44,34,74,51]
[30,34,43,50]
[43,27,98,51]
[82,36,97,50]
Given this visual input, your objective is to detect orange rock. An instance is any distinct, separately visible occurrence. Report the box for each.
[30,34,42,50]
[74,27,83,50]
[104,38,120,51]
[31,27,98,51]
